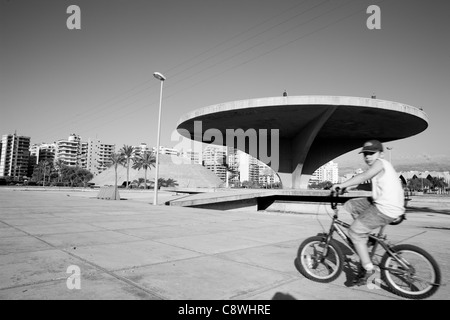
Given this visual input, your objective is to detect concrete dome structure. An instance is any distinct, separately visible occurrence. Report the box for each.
[90,154,224,188]
[177,96,428,189]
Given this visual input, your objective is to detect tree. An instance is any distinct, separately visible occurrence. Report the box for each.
[104,152,125,199]
[54,159,67,183]
[159,178,179,188]
[241,180,260,189]
[309,181,333,190]
[59,166,93,187]
[76,168,93,187]
[407,178,432,192]
[220,154,239,188]
[427,176,448,193]
[120,145,135,189]
[132,151,156,189]
[31,160,53,186]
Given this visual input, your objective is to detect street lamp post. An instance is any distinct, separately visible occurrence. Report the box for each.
[153,72,166,205]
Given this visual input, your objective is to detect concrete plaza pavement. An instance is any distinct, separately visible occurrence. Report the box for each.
[0,187,449,300]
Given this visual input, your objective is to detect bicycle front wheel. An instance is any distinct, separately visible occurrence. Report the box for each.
[380,244,441,299]
[297,236,344,283]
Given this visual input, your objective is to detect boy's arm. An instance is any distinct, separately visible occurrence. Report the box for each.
[333,159,384,190]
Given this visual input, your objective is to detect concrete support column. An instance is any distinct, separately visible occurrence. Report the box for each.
[278,106,337,189]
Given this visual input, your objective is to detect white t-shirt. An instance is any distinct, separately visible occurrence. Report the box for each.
[371,158,405,219]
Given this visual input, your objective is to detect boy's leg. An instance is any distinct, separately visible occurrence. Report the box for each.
[341,197,372,220]
[348,219,373,269]
[348,203,395,285]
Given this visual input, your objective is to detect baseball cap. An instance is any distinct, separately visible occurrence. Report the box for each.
[359,140,384,153]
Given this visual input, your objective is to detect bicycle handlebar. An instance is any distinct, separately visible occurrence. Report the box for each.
[330,187,346,196]
[330,187,346,210]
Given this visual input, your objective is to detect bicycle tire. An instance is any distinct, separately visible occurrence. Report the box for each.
[380,244,441,299]
[297,236,345,283]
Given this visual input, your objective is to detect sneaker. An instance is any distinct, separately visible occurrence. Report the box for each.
[352,267,376,286]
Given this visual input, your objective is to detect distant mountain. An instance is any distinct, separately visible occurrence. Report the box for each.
[336,154,450,176]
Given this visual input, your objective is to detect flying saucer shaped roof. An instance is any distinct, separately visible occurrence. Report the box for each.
[177,96,428,189]
[177,96,428,141]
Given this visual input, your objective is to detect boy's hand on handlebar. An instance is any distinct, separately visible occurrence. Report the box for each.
[331,184,346,194]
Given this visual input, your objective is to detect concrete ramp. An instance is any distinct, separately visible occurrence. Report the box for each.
[166,189,370,213]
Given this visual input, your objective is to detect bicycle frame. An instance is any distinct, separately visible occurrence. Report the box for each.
[325,196,412,270]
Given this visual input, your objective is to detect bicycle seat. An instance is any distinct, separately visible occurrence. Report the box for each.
[390,214,406,225]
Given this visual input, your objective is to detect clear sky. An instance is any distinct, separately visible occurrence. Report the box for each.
[1,0,449,165]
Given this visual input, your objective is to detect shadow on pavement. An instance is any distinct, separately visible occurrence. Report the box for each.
[406,206,450,215]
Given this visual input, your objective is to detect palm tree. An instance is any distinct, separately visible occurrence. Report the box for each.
[120,145,135,189]
[105,152,125,200]
[132,151,156,189]
[40,160,52,186]
[54,159,67,183]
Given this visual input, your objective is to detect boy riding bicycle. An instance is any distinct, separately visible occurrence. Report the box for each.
[331,140,405,286]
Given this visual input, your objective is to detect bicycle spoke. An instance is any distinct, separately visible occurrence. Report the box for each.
[299,238,342,281]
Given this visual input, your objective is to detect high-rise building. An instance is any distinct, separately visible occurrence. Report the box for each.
[0,133,31,179]
[133,143,152,156]
[311,161,339,184]
[87,138,115,176]
[152,146,179,156]
[29,143,56,164]
[225,147,239,186]
[202,145,227,181]
[55,134,88,168]
[180,149,202,165]
[238,151,260,184]
[258,162,280,187]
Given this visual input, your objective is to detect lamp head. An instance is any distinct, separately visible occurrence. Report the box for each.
[153,72,166,81]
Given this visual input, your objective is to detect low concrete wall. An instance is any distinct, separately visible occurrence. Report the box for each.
[191,198,258,211]
[97,187,120,200]
[264,200,332,214]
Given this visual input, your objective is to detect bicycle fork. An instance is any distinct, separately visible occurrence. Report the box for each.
[322,218,353,258]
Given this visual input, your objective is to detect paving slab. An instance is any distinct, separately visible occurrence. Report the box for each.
[0,249,98,289]
[69,240,203,270]
[38,230,143,248]
[0,236,54,254]
[0,272,161,300]
[116,256,294,300]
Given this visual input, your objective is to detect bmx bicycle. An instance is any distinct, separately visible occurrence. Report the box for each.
[297,188,441,299]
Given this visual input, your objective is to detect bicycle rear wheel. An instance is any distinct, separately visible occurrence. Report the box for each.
[297,236,344,283]
[380,244,441,299]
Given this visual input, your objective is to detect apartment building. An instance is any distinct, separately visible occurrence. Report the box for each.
[87,138,115,176]
[310,161,339,184]
[180,149,202,165]
[55,134,88,168]
[238,151,260,184]
[133,143,152,156]
[258,162,279,186]
[202,145,227,181]
[29,143,56,164]
[0,133,31,179]
[153,146,179,156]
